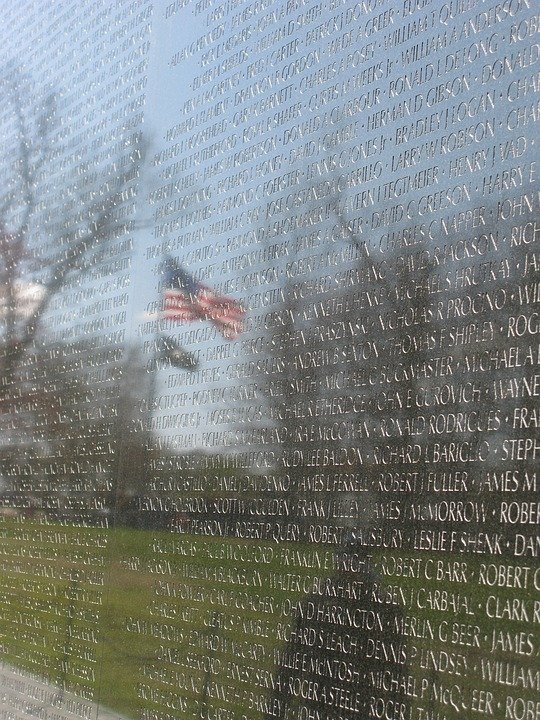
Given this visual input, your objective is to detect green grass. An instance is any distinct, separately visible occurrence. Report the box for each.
[0,517,537,719]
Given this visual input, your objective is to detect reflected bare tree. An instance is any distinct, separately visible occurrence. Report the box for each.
[0,66,149,526]
[252,175,538,720]
[0,66,146,397]
[251,175,538,547]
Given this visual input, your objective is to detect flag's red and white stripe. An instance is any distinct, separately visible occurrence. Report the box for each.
[163,286,245,339]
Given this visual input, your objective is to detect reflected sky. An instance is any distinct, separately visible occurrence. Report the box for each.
[0,0,538,456]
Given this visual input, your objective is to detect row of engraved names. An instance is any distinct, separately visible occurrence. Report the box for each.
[167,517,539,557]
[152,175,538,249]
[176,0,536,101]
[151,118,537,230]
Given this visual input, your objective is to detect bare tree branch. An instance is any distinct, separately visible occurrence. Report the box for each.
[0,66,148,399]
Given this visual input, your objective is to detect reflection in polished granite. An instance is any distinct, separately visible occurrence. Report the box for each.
[0,0,539,719]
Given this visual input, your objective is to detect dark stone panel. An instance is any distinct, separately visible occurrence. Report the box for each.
[0,1,538,719]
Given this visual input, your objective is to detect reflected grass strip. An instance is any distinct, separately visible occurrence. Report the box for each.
[0,519,536,718]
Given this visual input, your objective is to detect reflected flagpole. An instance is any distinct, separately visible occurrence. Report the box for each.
[145,333,199,419]
[144,258,202,451]
[145,253,245,418]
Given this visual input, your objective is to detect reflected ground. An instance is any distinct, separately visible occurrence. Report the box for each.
[0,518,536,720]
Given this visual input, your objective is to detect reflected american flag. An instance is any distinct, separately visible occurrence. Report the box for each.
[162,257,245,340]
